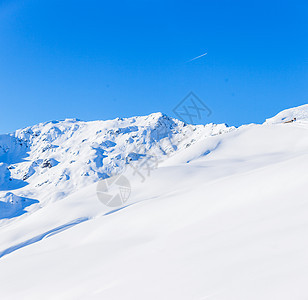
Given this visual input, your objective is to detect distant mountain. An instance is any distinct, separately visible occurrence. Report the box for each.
[0,113,232,211]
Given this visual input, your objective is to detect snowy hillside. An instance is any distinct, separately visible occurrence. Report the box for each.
[265,104,308,124]
[0,105,308,299]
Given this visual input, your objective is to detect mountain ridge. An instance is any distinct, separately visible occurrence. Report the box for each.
[1,104,308,219]
[0,112,233,217]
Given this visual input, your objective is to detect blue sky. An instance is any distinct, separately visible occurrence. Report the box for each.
[0,0,307,132]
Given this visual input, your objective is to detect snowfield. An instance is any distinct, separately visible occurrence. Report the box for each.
[0,105,308,299]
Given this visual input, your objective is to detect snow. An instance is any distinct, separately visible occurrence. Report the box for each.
[0,192,38,219]
[0,113,232,209]
[0,105,308,299]
[265,104,308,124]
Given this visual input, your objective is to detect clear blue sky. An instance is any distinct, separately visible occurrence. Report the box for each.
[0,0,307,133]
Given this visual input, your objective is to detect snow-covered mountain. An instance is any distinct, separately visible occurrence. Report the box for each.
[0,105,308,300]
[0,113,232,217]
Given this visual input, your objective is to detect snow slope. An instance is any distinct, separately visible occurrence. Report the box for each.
[0,105,308,299]
[265,104,308,124]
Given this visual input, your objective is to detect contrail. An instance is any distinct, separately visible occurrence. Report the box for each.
[187,52,207,63]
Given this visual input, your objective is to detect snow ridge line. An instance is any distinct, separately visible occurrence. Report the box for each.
[0,217,90,259]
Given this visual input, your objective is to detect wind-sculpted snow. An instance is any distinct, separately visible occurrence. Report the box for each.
[0,217,88,258]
